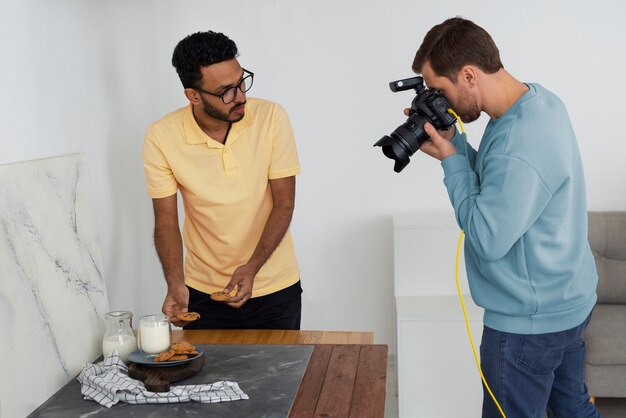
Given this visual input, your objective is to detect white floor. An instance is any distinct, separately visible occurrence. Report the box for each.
[385,354,399,418]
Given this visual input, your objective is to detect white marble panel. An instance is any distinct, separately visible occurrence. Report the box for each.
[0,154,109,418]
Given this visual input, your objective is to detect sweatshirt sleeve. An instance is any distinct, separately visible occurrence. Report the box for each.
[450,131,477,170]
[442,152,552,261]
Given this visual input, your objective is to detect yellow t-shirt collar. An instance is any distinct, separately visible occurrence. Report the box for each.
[182,103,252,148]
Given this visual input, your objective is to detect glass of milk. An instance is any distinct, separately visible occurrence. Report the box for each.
[102,311,138,362]
[138,314,171,356]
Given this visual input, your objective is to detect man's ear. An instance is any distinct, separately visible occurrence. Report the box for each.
[460,65,478,86]
[184,88,201,105]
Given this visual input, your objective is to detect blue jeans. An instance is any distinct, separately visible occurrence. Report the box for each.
[480,313,600,418]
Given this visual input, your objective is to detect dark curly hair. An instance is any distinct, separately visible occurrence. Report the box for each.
[171,31,238,89]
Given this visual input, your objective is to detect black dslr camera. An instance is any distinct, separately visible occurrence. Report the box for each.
[374,76,457,172]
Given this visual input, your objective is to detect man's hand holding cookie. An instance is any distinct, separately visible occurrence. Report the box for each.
[220,264,255,308]
[162,284,190,327]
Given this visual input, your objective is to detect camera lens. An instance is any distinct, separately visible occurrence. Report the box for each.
[374,134,412,173]
[373,113,428,173]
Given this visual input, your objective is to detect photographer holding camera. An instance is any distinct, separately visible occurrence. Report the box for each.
[409,17,600,418]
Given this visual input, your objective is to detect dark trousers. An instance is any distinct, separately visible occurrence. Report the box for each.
[184,281,302,330]
[480,312,600,418]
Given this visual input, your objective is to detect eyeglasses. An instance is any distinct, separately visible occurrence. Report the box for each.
[194,68,254,104]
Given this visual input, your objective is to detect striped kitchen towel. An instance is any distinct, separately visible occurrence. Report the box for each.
[77,351,249,408]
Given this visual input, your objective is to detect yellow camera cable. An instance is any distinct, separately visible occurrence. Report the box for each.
[447,108,507,418]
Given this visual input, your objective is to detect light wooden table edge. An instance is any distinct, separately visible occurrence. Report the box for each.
[172,329,374,345]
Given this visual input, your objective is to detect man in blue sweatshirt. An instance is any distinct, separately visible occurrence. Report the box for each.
[412,17,600,418]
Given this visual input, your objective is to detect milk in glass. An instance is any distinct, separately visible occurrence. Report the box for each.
[139,315,171,355]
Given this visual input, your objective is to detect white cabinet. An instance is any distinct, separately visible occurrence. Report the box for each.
[393,214,485,417]
[396,296,484,417]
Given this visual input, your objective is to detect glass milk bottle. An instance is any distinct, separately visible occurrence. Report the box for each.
[102,311,138,362]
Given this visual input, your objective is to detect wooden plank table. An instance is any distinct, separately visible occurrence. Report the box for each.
[174,330,388,418]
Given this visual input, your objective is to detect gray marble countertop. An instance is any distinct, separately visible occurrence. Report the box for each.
[28,344,314,418]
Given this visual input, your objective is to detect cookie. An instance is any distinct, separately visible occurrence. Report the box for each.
[154,349,175,362]
[210,291,232,302]
[152,340,200,362]
[171,341,195,351]
[176,311,201,322]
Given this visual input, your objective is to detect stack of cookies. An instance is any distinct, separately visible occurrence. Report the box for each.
[154,340,199,362]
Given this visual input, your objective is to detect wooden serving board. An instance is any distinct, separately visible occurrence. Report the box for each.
[128,355,205,392]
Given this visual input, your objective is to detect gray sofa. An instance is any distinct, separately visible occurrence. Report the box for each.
[584,211,626,398]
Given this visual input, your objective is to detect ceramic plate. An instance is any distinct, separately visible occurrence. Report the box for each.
[127,349,204,367]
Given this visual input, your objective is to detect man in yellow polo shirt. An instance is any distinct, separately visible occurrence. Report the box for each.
[142,31,302,329]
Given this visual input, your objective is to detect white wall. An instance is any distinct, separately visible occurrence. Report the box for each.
[2,0,625,353]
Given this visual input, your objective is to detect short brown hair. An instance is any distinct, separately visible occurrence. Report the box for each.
[412,17,503,82]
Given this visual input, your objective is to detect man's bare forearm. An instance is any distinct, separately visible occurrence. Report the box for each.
[247,201,294,273]
[154,223,185,287]
[245,176,296,273]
